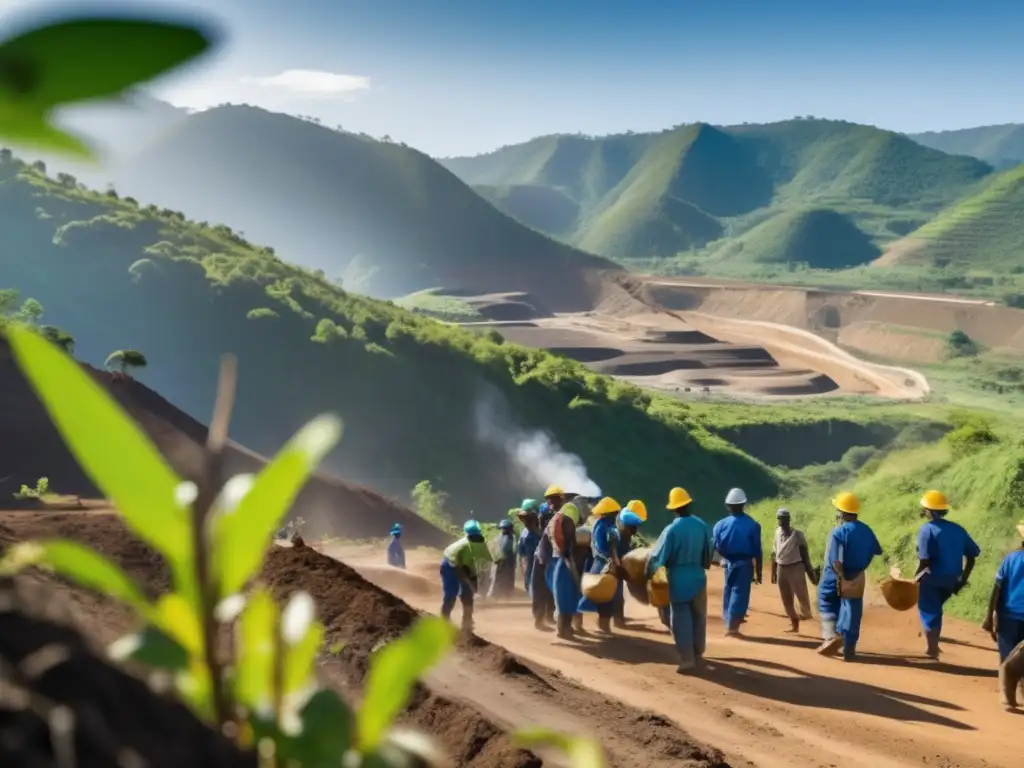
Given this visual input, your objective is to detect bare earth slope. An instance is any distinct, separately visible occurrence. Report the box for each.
[645,276,1024,366]
[456,278,925,400]
[332,543,1013,768]
[0,341,447,547]
[0,513,729,768]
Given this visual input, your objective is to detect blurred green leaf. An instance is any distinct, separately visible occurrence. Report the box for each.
[0,539,148,612]
[211,414,342,599]
[513,728,606,767]
[235,587,277,710]
[0,109,93,157]
[176,657,215,723]
[5,324,196,601]
[357,617,456,753]
[155,593,203,657]
[0,15,219,110]
[109,625,189,671]
[265,689,354,764]
[284,618,324,695]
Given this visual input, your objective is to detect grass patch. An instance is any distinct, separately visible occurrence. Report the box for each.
[395,289,484,322]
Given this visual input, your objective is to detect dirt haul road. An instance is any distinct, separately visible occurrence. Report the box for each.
[322,543,1013,768]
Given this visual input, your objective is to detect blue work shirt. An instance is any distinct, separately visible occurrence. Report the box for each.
[494,531,515,561]
[386,536,405,569]
[996,549,1024,622]
[648,516,712,603]
[713,513,762,562]
[916,518,981,588]
[591,516,619,560]
[821,520,882,590]
[518,528,540,562]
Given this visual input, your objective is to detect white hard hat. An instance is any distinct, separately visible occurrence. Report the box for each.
[725,487,748,505]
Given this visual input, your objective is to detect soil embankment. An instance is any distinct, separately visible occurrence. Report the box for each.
[0,341,447,547]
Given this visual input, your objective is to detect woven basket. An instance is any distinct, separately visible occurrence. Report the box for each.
[648,567,670,608]
[581,571,619,604]
[621,547,651,583]
[879,577,918,611]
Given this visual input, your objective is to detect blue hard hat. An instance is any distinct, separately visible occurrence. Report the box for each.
[390,523,402,535]
[619,510,643,527]
[463,519,482,535]
[499,518,513,530]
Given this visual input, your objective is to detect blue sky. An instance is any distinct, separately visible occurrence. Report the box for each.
[5,0,1024,156]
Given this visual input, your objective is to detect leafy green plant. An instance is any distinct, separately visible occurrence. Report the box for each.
[13,476,50,500]
[0,324,458,765]
[513,728,605,767]
[0,13,220,158]
[105,348,148,376]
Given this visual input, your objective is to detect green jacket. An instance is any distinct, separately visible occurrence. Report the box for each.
[443,537,493,575]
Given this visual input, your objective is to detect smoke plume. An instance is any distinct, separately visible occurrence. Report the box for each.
[473,388,601,498]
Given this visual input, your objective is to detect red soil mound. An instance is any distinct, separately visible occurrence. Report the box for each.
[0,342,447,547]
[0,512,730,767]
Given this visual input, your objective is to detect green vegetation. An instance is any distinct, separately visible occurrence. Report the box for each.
[444,118,992,270]
[0,151,780,525]
[13,476,52,501]
[708,208,881,269]
[748,411,1024,624]
[0,13,216,159]
[879,163,1024,277]
[410,480,457,533]
[395,289,483,322]
[105,348,149,375]
[473,183,581,238]
[910,125,1024,170]
[91,104,614,299]
[0,323,607,767]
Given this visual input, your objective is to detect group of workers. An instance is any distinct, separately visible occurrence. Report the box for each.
[385,483,1024,707]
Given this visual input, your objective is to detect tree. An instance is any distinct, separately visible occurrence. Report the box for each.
[0,148,11,163]
[947,329,979,358]
[40,325,75,354]
[105,349,148,378]
[31,159,46,174]
[16,297,43,325]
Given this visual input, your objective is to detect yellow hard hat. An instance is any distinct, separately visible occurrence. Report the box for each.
[561,502,580,525]
[920,490,949,511]
[667,487,693,510]
[833,491,861,515]
[591,497,621,516]
[544,484,564,498]
[625,499,648,521]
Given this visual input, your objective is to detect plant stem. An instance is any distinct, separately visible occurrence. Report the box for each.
[192,353,238,728]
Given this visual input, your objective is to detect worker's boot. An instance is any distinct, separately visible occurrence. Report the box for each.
[597,615,613,634]
[817,620,843,657]
[924,629,941,659]
[572,614,584,634]
[556,613,574,640]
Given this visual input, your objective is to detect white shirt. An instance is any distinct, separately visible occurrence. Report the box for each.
[773,527,807,566]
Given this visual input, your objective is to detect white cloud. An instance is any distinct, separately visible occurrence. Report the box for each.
[244,69,371,100]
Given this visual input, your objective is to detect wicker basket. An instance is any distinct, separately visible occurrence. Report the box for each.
[648,567,670,608]
[621,547,651,583]
[879,577,918,611]
[581,571,619,603]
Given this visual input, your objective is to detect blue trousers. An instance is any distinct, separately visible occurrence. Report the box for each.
[439,559,472,618]
[917,577,954,634]
[552,557,581,617]
[836,597,864,658]
[723,559,753,630]
[670,589,708,668]
[997,616,1024,663]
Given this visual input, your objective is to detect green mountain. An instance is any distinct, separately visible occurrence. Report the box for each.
[0,153,779,523]
[89,105,615,303]
[473,183,580,238]
[909,125,1024,170]
[443,119,993,263]
[711,208,881,269]
[879,162,1024,271]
